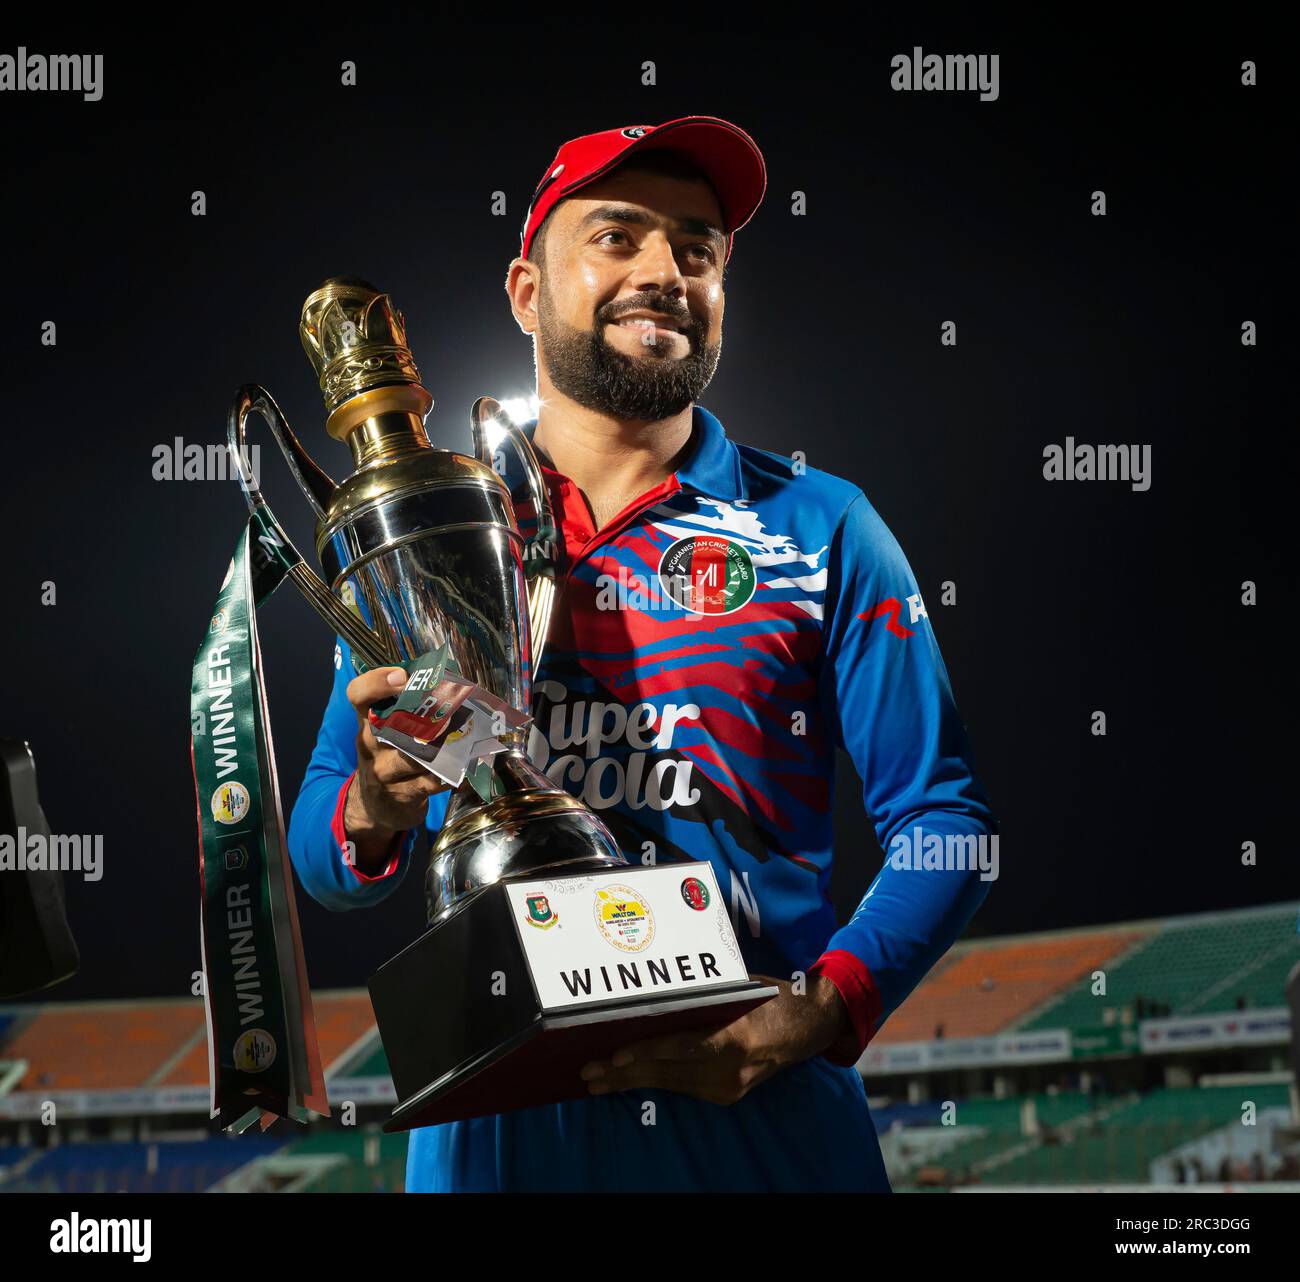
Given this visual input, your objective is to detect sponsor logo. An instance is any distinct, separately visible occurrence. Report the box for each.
[857,593,927,639]
[233,1027,277,1073]
[621,125,649,138]
[212,781,250,825]
[524,892,559,929]
[680,875,711,910]
[223,844,248,872]
[530,678,701,813]
[594,885,656,952]
[210,608,229,634]
[658,535,756,615]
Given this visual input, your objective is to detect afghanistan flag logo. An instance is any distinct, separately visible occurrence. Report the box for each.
[658,535,756,615]
[680,875,711,911]
[524,893,558,929]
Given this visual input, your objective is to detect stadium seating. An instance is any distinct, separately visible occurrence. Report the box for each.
[1020,907,1299,1032]
[874,931,1145,1042]
[2,1136,288,1193]
[893,1084,1294,1187]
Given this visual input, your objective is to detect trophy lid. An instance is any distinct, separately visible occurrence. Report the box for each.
[300,277,433,431]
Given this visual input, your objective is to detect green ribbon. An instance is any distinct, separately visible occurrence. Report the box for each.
[190,508,328,1133]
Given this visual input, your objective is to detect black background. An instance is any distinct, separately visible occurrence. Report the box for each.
[1,10,1289,1002]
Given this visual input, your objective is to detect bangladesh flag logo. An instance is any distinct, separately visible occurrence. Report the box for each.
[524,892,558,929]
[658,535,756,615]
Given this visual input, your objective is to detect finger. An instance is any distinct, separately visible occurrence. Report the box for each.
[586,1059,687,1094]
[587,1061,733,1104]
[347,667,409,720]
[599,1028,731,1071]
[356,716,445,782]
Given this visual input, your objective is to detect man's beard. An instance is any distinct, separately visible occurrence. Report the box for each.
[536,285,721,421]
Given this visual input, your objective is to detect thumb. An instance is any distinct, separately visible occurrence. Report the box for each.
[346,666,409,721]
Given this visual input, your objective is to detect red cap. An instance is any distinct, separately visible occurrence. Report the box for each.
[520,116,766,265]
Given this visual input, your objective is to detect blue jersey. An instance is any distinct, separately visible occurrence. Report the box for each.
[287,404,997,1191]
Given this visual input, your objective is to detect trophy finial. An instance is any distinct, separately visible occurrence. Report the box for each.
[299,278,434,450]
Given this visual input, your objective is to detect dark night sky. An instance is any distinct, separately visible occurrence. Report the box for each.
[1,12,1289,1002]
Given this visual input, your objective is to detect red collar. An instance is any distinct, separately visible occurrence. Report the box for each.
[538,462,683,571]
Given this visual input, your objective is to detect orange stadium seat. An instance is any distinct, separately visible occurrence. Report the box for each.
[874,930,1148,1043]
[6,1002,203,1092]
[1,991,379,1093]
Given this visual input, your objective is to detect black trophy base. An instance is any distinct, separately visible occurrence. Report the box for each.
[367,870,775,1132]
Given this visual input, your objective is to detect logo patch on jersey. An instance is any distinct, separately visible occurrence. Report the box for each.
[858,592,927,639]
[657,535,756,615]
[594,885,655,952]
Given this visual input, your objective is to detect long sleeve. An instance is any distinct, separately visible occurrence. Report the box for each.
[286,637,450,912]
[808,493,998,1062]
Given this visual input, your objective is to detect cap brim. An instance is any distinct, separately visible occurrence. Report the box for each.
[619,115,767,237]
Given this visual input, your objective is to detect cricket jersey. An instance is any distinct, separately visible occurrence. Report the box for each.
[287,403,998,1192]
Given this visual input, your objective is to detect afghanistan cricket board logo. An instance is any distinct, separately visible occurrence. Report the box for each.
[594,885,656,952]
[658,535,756,615]
[680,876,711,911]
[523,892,559,930]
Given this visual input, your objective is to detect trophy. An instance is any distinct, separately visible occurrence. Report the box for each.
[226,277,775,1130]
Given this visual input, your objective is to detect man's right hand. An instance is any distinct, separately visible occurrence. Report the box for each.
[342,666,450,875]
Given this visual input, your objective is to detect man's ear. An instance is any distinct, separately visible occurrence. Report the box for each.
[505,258,541,335]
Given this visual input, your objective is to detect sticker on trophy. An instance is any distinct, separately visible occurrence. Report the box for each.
[212,781,250,825]
[368,641,452,725]
[371,644,531,788]
[522,892,559,930]
[233,1028,277,1073]
[593,885,656,953]
[464,759,497,803]
[680,876,711,910]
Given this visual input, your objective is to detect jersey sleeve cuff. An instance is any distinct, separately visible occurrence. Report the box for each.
[330,770,404,884]
[809,949,884,1067]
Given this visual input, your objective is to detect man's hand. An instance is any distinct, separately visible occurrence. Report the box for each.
[579,974,852,1106]
[343,666,450,874]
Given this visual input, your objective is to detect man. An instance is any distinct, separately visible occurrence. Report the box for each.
[288,115,998,1192]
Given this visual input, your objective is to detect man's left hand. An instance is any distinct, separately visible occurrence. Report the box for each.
[579,974,851,1106]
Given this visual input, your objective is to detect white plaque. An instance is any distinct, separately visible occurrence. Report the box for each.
[504,863,748,1011]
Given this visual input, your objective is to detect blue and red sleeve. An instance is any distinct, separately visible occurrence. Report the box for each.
[286,637,450,912]
[809,493,997,1065]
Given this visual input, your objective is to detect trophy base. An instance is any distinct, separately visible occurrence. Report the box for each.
[382,984,774,1132]
[369,862,776,1131]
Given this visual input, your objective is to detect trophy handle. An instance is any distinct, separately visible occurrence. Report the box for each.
[470,396,558,670]
[227,384,400,672]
